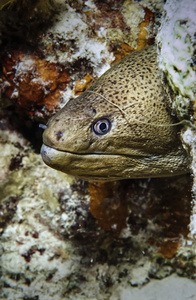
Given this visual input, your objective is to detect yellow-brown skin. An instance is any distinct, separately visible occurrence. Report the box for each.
[41,46,189,181]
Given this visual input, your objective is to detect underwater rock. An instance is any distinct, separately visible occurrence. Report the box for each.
[157,0,196,238]
[73,74,94,96]
[0,0,159,121]
[0,0,196,299]
[1,51,71,118]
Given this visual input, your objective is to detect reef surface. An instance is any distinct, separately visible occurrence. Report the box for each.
[0,0,196,299]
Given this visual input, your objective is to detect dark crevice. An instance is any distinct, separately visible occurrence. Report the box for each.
[0,106,44,153]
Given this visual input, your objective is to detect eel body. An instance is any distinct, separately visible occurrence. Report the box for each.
[41,46,189,181]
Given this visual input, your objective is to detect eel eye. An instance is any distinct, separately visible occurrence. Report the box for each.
[92,118,111,135]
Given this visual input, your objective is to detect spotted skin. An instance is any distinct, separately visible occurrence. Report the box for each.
[41,46,189,181]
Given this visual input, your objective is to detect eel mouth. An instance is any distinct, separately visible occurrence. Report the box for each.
[41,144,188,181]
[41,144,118,162]
[40,144,125,181]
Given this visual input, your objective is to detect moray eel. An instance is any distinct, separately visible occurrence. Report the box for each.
[41,46,189,181]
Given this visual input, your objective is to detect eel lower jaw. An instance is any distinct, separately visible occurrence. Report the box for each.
[41,144,189,181]
[40,144,123,181]
[41,144,60,166]
[41,144,117,163]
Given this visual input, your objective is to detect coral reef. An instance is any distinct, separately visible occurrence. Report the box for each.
[1,51,71,118]
[0,129,194,299]
[156,0,196,238]
[0,0,196,299]
[0,0,159,120]
[156,0,196,120]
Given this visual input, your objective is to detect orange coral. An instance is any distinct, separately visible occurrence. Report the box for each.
[89,176,191,256]
[112,7,154,64]
[89,182,129,235]
[112,43,135,64]
[137,7,154,51]
[157,240,179,259]
[1,51,71,116]
[74,74,94,96]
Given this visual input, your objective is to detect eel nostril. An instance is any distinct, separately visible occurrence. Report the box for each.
[55,131,63,141]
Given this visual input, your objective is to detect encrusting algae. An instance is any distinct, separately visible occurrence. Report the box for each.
[1,1,196,298]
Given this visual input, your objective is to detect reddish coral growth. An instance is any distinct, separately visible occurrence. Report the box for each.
[144,176,191,258]
[157,240,179,259]
[89,176,191,256]
[89,182,129,235]
[87,0,126,31]
[1,51,71,116]
[112,43,135,64]
[137,7,154,51]
[74,74,94,96]
[112,7,154,64]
